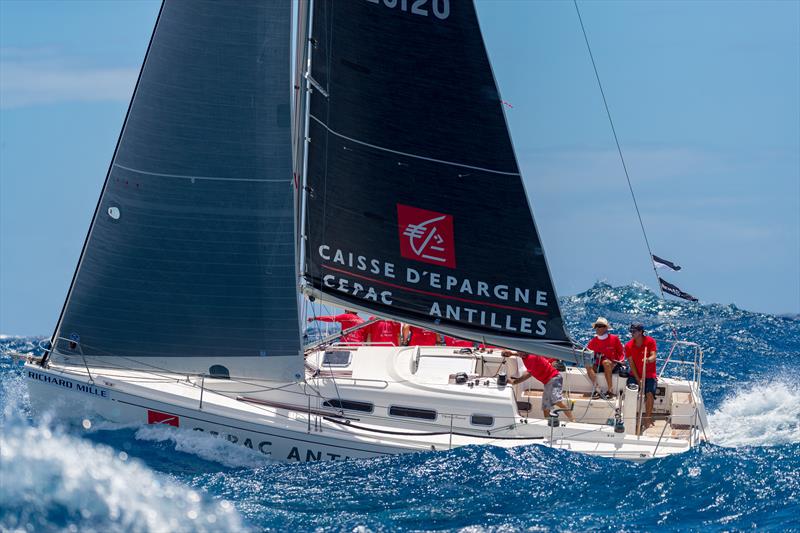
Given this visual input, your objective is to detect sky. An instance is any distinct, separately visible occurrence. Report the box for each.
[1,0,798,335]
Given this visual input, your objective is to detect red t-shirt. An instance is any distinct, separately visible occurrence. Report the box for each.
[444,336,474,347]
[368,318,400,346]
[520,354,559,385]
[587,334,624,362]
[314,314,366,343]
[625,336,658,379]
[407,326,439,346]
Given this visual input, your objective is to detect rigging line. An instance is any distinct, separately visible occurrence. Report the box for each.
[574,1,682,347]
[572,1,664,301]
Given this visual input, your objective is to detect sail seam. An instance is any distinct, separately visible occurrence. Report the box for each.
[113,163,291,183]
[309,115,520,177]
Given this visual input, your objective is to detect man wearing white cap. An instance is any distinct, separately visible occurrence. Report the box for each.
[586,317,625,399]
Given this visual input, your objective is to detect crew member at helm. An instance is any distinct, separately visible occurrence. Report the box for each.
[625,322,658,432]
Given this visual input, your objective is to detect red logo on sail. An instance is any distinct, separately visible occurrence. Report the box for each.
[147,409,179,427]
[397,204,456,268]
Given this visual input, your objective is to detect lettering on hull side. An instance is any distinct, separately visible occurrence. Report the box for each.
[190,427,355,461]
[27,370,109,399]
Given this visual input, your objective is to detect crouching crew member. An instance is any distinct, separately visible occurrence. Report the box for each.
[402,324,440,346]
[366,317,401,346]
[625,322,658,431]
[502,351,575,422]
[586,317,625,399]
[443,335,474,347]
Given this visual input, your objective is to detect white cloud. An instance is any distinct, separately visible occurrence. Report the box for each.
[0,48,137,109]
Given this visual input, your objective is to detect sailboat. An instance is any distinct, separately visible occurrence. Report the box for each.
[23,0,709,462]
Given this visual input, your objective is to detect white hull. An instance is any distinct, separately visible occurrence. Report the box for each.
[24,345,708,463]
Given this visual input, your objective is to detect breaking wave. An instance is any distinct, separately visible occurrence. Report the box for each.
[0,422,246,533]
[134,425,273,469]
[709,378,800,447]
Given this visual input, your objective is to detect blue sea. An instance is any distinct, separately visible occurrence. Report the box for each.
[2,283,799,532]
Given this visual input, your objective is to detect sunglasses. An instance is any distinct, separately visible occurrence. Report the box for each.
[594,325,607,329]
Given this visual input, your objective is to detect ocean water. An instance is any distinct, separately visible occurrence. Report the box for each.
[1,282,799,532]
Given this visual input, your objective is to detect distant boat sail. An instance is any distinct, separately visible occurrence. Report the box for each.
[301,0,571,354]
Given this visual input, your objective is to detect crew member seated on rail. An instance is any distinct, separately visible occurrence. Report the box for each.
[586,317,625,399]
[625,322,658,432]
[308,310,366,343]
[366,317,401,346]
[401,324,440,346]
[502,351,575,422]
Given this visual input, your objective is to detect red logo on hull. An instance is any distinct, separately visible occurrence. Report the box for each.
[147,410,179,427]
[397,204,456,268]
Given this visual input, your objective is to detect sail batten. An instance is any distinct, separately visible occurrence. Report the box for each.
[302,0,570,346]
[51,0,303,380]
[307,115,522,177]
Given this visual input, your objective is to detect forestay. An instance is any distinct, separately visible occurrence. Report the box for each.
[302,0,573,351]
[49,0,303,381]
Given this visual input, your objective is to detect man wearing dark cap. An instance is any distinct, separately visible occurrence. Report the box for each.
[624,323,658,432]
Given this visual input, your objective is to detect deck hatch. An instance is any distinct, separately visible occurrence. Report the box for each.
[389,406,437,421]
[323,399,373,413]
[322,350,352,367]
[470,414,494,426]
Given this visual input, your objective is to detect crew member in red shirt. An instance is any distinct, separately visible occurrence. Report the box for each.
[308,310,366,344]
[443,336,474,348]
[625,322,658,432]
[502,351,575,422]
[585,317,625,399]
[366,317,401,346]
[401,324,440,346]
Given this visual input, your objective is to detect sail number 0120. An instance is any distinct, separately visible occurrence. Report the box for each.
[367,0,450,20]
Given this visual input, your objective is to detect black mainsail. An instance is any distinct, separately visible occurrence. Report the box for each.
[48,0,303,380]
[302,1,575,354]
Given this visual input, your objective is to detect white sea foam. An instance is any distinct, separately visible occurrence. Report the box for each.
[709,378,800,447]
[0,423,247,532]
[135,425,272,469]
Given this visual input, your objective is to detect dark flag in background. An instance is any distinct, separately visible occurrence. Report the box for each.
[653,254,682,272]
[659,278,698,302]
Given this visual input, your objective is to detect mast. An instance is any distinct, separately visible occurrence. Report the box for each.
[297,0,315,285]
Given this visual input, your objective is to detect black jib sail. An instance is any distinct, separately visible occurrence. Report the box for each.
[48,0,303,381]
[301,0,572,351]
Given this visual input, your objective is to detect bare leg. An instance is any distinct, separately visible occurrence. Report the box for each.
[585,364,597,386]
[555,401,575,422]
[602,360,614,393]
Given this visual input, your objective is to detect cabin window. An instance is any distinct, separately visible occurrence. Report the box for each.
[389,406,437,421]
[208,365,230,379]
[471,414,494,427]
[323,399,373,413]
[322,350,352,367]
